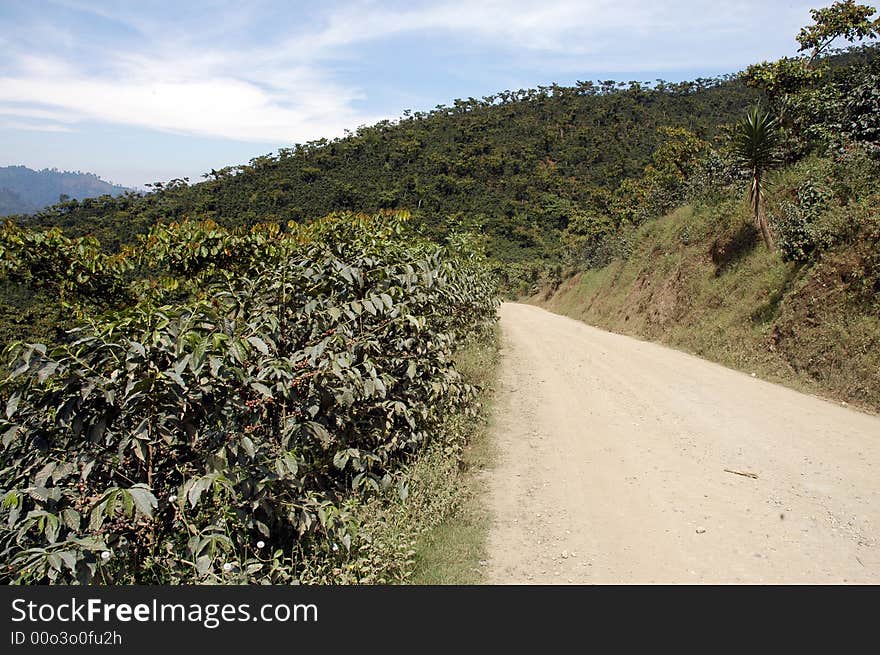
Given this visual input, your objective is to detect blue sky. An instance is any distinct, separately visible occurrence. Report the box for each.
[0,0,827,188]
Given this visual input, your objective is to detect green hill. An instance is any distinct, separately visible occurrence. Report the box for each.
[12,76,757,258]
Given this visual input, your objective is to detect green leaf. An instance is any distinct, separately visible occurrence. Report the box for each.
[89,506,105,532]
[34,463,55,487]
[333,450,349,470]
[45,515,60,543]
[2,424,18,446]
[36,362,58,383]
[247,336,270,355]
[196,555,212,575]
[29,487,50,502]
[187,477,213,508]
[306,422,333,446]
[57,550,78,572]
[61,508,81,531]
[7,505,21,529]
[128,484,158,518]
[47,552,63,572]
[164,370,186,389]
[173,354,192,376]
[5,393,20,419]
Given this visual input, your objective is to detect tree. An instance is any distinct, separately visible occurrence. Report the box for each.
[797,1,880,62]
[746,3,880,147]
[730,106,781,249]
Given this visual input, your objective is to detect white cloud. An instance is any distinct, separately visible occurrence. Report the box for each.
[0,104,76,123]
[0,120,74,133]
[0,1,819,143]
[273,0,812,66]
[0,55,381,142]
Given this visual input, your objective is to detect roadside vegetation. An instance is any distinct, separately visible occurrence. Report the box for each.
[410,330,499,584]
[537,149,880,412]
[0,213,498,583]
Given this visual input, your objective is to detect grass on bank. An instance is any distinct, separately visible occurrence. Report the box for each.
[534,155,880,413]
[410,329,500,584]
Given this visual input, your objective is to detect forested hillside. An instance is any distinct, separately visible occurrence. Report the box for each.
[7,48,875,268]
[10,77,757,259]
[0,166,130,216]
[0,67,767,351]
[537,148,880,412]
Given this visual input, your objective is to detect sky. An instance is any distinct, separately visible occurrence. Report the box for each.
[0,0,827,188]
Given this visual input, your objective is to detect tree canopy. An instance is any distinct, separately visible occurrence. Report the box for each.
[797,0,880,60]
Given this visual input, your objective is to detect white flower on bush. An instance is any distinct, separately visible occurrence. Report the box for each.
[332,543,339,552]
[222,562,232,572]
[256,540,265,549]
[168,494,176,503]
[101,551,111,561]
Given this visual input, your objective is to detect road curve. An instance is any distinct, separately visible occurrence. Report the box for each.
[486,302,880,583]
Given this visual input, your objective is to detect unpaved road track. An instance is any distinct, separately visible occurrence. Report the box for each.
[486,303,880,583]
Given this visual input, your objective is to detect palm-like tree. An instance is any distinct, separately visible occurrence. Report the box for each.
[731,106,781,249]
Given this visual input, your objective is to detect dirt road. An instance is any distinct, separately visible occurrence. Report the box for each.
[486,302,880,583]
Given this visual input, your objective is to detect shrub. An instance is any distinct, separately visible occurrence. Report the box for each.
[0,213,498,584]
[774,179,834,262]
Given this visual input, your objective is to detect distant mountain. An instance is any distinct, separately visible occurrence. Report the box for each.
[0,187,30,217]
[0,166,131,216]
